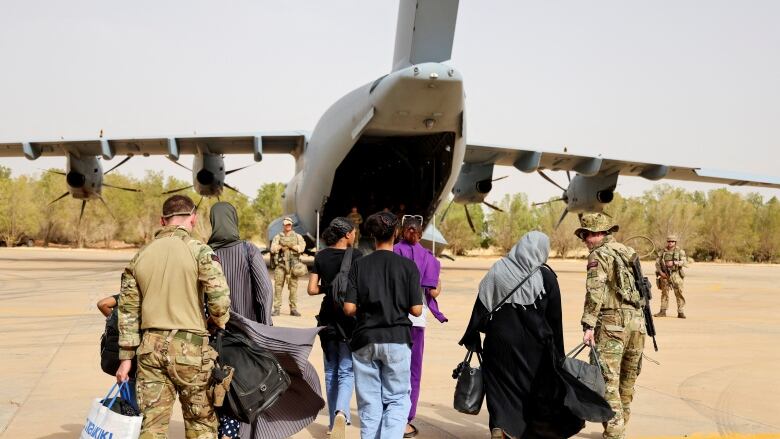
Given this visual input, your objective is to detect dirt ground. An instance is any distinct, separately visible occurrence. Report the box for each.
[1,247,778,439]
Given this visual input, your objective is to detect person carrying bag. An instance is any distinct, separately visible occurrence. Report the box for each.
[453,266,541,415]
[81,382,142,439]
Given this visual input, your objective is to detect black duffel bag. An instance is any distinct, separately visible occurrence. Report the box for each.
[211,328,291,424]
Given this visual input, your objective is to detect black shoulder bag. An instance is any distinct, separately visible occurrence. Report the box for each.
[453,265,541,415]
[210,328,291,424]
[329,247,354,341]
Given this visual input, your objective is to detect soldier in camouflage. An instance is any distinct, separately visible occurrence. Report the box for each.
[116,195,231,439]
[271,217,307,317]
[577,213,646,439]
[346,206,363,247]
[654,234,687,319]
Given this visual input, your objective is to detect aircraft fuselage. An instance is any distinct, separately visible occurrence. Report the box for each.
[277,63,465,245]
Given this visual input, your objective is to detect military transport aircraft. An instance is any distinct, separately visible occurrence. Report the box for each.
[1,0,779,249]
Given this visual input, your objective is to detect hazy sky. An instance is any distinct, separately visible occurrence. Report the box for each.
[1,0,778,206]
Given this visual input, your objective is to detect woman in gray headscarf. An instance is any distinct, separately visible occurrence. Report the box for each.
[460,231,610,439]
[208,202,325,439]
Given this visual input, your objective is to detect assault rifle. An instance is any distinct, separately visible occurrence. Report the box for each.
[630,254,659,351]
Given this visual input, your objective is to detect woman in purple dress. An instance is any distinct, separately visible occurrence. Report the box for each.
[393,215,447,438]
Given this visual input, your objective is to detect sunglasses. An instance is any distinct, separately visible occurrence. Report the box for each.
[401,214,423,228]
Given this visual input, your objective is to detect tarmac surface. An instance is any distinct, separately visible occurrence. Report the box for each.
[1,247,779,439]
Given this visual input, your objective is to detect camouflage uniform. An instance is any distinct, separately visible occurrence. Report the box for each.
[577,214,646,439]
[271,230,306,313]
[655,236,686,317]
[119,225,230,439]
[346,211,363,245]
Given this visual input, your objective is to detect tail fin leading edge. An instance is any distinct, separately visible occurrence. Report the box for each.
[392,0,459,71]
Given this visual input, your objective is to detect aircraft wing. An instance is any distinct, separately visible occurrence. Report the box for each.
[0,131,307,161]
[465,143,780,189]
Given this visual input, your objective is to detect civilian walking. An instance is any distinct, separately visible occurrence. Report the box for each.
[307,217,362,438]
[393,215,446,438]
[344,211,423,439]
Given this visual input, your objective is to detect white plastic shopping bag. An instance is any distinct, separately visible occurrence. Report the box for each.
[80,382,142,439]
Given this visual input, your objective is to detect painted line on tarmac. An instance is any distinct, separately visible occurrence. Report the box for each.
[639,434,780,439]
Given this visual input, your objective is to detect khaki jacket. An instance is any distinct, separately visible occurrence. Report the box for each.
[118,225,230,359]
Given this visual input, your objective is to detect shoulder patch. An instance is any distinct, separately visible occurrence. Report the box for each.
[587,260,599,270]
[211,254,221,263]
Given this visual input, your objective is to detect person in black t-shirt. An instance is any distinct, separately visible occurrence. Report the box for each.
[307,217,362,437]
[343,212,423,439]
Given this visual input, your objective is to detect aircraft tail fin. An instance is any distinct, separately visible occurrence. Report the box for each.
[392,0,459,71]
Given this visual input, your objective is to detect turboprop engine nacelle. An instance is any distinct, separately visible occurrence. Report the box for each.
[66,154,103,200]
[564,172,618,213]
[451,163,495,204]
[192,154,226,196]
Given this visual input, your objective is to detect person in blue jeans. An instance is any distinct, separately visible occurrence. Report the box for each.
[307,217,363,437]
[344,211,423,439]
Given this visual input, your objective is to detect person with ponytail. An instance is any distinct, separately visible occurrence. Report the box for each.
[307,217,362,438]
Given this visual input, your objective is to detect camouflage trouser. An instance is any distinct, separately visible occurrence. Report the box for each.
[273,266,298,311]
[659,273,685,312]
[136,331,218,439]
[593,308,646,439]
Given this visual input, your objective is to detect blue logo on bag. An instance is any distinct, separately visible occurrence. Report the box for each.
[84,419,114,439]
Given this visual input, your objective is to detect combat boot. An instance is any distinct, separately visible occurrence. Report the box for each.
[290,308,301,317]
[654,310,666,317]
[677,311,686,319]
[272,309,280,317]
[490,428,505,439]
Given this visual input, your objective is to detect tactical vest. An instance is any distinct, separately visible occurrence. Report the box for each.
[599,242,641,308]
[661,248,684,276]
[275,233,301,268]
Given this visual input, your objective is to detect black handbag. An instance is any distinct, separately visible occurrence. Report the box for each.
[210,328,291,424]
[452,265,542,415]
[562,343,606,397]
[452,350,485,415]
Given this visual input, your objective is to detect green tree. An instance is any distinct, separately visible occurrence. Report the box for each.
[0,165,11,180]
[695,189,756,261]
[251,183,285,242]
[438,202,485,255]
[753,196,780,262]
[534,200,581,258]
[0,175,42,245]
[487,193,538,253]
[641,185,702,252]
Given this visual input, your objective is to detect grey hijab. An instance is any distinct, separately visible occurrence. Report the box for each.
[478,231,550,310]
[208,202,241,250]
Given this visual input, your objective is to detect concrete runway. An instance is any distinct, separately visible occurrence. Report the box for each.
[1,247,778,439]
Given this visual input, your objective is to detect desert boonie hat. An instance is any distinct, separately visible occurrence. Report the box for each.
[574,213,619,239]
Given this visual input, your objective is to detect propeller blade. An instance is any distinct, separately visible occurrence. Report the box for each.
[78,200,87,226]
[48,191,70,206]
[104,183,141,192]
[555,209,569,229]
[464,205,476,233]
[161,185,193,195]
[491,175,508,182]
[226,164,255,175]
[168,159,192,172]
[537,170,567,192]
[566,170,571,183]
[97,196,117,221]
[104,155,133,175]
[223,182,249,197]
[41,168,66,176]
[482,201,504,212]
[532,198,566,207]
[439,200,454,223]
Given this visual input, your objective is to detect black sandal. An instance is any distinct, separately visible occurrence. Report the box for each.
[403,424,418,438]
